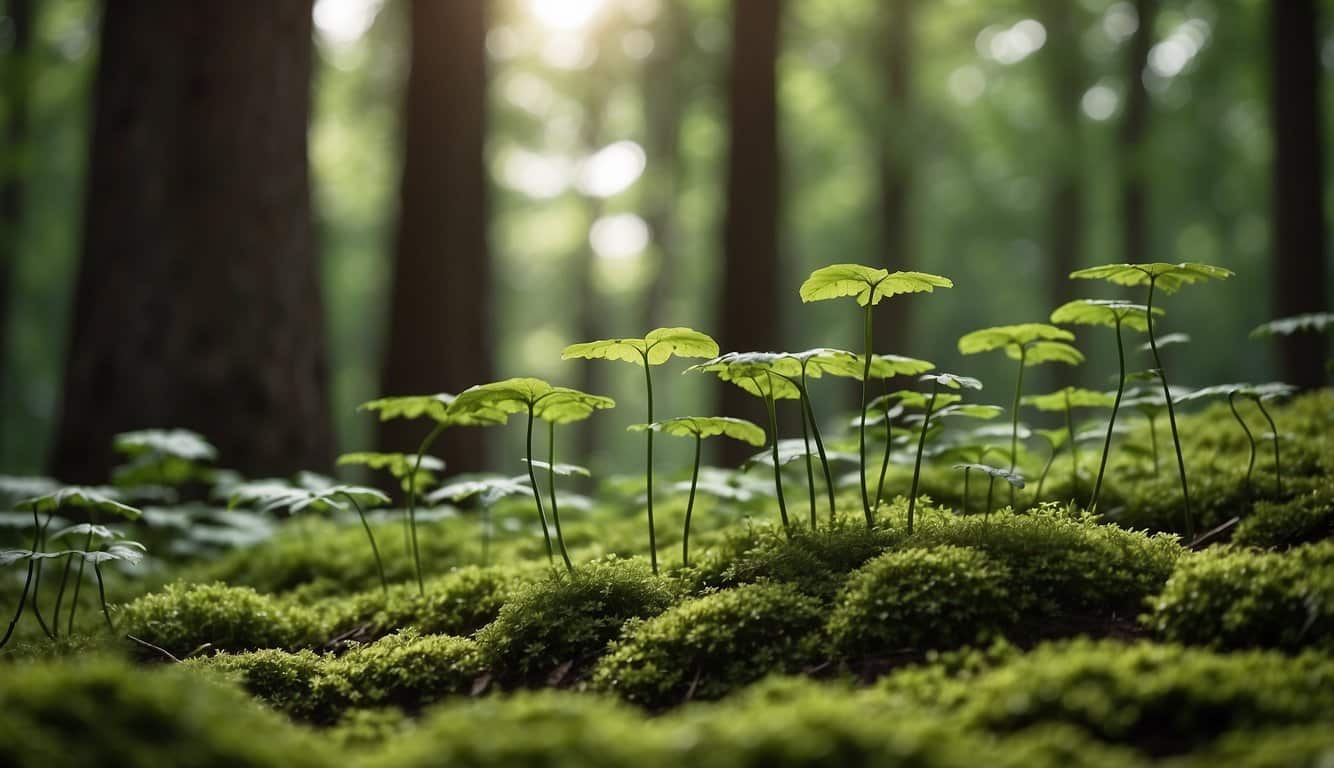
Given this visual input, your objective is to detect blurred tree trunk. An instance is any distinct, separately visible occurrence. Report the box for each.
[378,0,492,472]
[1270,0,1327,388]
[1040,0,1084,390]
[1120,0,1154,266]
[718,0,781,465]
[873,0,913,357]
[53,0,331,481]
[640,4,683,333]
[0,0,33,402]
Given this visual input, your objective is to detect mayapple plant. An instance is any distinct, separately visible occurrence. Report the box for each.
[1178,382,1296,497]
[628,416,765,567]
[428,475,531,566]
[899,373,985,533]
[951,463,1024,522]
[1021,387,1116,499]
[798,265,952,524]
[561,327,718,576]
[529,388,615,572]
[1070,261,1234,539]
[111,428,218,492]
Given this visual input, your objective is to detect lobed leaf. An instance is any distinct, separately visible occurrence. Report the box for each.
[113,429,218,462]
[1050,299,1161,332]
[799,264,952,306]
[532,388,616,424]
[1250,312,1334,338]
[628,416,767,447]
[20,487,142,521]
[1069,262,1234,293]
[561,327,719,366]
[958,323,1073,355]
[951,463,1026,488]
[521,459,592,478]
[1021,387,1117,412]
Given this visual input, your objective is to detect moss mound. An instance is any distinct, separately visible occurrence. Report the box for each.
[1145,540,1334,651]
[325,564,537,641]
[1232,479,1334,549]
[0,657,329,768]
[118,582,325,658]
[594,582,823,707]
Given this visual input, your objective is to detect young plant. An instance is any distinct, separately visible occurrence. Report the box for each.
[1178,382,1297,497]
[627,416,765,567]
[769,348,860,526]
[798,265,953,524]
[111,428,218,492]
[1070,261,1234,538]
[1020,387,1116,500]
[900,373,984,533]
[1252,312,1334,381]
[561,328,718,576]
[453,378,614,572]
[951,463,1025,521]
[45,526,146,633]
[1050,299,1162,510]
[531,389,615,572]
[427,475,531,566]
[1030,427,1067,501]
[958,323,1084,507]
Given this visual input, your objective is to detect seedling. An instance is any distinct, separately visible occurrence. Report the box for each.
[1021,387,1116,500]
[1178,382,1297,497]
[427,475,532,566]
[561,328,718,575]
[47,524,146,633]
[531,388,615,572]
[1050,299,1162,510]
[951,463,1024,521]
[453,378,614,572]
[798,265,952,524]
[958,323,1084,507]
[1071,261,1234,538]
[111,428,218,491]
[628,417,765,567]
[900,373,983,533]
[1030,427,1067,500]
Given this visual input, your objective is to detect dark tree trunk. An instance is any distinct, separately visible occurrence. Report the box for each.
[1270,0,1327,388]
[1120,0,1155,266]
[378,0,492,472]
[718,0,781,465]
[0,0,33,399]
[53,0,331,481]
[873,0,913,357]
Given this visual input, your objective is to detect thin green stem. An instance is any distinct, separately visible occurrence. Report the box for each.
[341,491,387,597]
[1146,277,1194,539]
[29,508,53,640]
[1009,346,1026,508]
[760,375,790,536]
[962,467,971,514]
[873,387,892,516]
[1035,443,1055,501]
[799,369,837,524]
[408,422,445,595]
[1227,392,1256,497]
[51,552,73,638]
[481,505,491,567]
[1,511,44,649]
[1065,392,1079,500]
[641,350,659,575]
[1147,413,1160,476]
[67,522,96,635]
[547,420,574,573]
[1252,397,1282,496]
[1090,318,1127,511]
[906,382,939,535]
[93,562,114,633]
[524,407,556,566]
[985,475,996,522]
[799,384,816,530]
[683,434,702,568]
[858,304,874,525]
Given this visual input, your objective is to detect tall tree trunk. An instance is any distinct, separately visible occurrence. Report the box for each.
[1120,0,1155,266]
[1270,0,1327,388]
[0,0,33,403]
[53,0,331,481]
[873,0,913,357]
[379,0,492,472]
[718,0,781,465]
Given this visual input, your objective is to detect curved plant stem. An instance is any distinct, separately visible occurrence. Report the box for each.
[1253,397,1282,496]
[93,562,114,633]
[1227,392,1256,497]
[28,508,53,640]
[67,520,96,635]
[1035,443,1055,502]
[798,386,816,530]
[985,475,996,522]
[341,491,387,597]
[1145,277,1194,539]
[1009,345,1027,508]
[407,422,445,596]
[640,350,659,575]
[51,552,74,638]
[962,467,971,513]
[1064,391,1080,500]
[682,433,702,568]
[799,369,837,524]
[1,512,44,650]
[547,420,574,573]
[760,374,790,536]
[523,407,556,567]
[1090,318,1127,511]
[858,304,874,526]
[906,382,940,535]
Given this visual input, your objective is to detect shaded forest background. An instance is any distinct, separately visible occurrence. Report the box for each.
[0,0,1330,480]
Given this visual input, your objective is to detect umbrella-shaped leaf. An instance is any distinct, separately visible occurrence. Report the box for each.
[628,416,767,447]
[358,394,454,422]
[521,459,592,478]
[951,463,1026,488]
[921,373,983,390]
[1021,341,1085,366]
[453,377,555,415]
[799,265,953,307]
[1250,312,1334,338]
[1069,262,1235,293]
[81,541,148,566]
[1035,427,1069,449]
[337,452,445,477]
[1050,299,1162,332]
[561,327,719,366]
[426,475,531,505]
[532,388,616,424]
[1,549,33,567]
[20,487,141,521]
[817,351,935,381]
[113,429,218,462]
[958,323,1075,356]
[893,390,963,410]
[1139,333,1190,353]
[935,403,1004,421]
[742,440,857,470]
[687,353,802,400]
[1022,388,1117,412]
[50,523,122,543]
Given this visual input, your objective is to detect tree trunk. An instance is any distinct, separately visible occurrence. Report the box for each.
[0,0,33,402]
[1120,0,1155,266]
[53,0,331,481]
[1270,0,1327,388]
[873,0,913,357]
[718,0,781,465]
[378,0,492,472]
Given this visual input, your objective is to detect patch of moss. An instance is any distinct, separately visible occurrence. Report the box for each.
[827,546,1015,658]
[594,582,824,707]
[118,582,326,659]
[1232,479,1334,549]
[1168,725,1334,768]
[0,656,330,768]
[475,557,679,684]
[1144,540,1334,651]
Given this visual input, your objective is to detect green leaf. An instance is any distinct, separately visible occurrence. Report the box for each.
[1139,332,1190,352]
[1034,428,1069,449]
[1020,341,1085,366]
[935,403,1004,421]
[1050,299,1162,332]
[1069,262,1234,294]
[628,416,767,447]
[1250,312,1334,338]
[113,429,218,462]
[427,475,530,504]
[951,463,1026,488]
[686,353,802,400]
[561,327,719,366]
[1,549,33,567]
[958,323,1074,357]
[920,373,983,391]
[799,265,953,307]
[532,388,616,424]
[453,377,554,415]
[358,394,454,422]
[1021,387,1117,412]
[521,459,592,478]
[337,452,445,476]
[49,523,121,542]
[892,391,963,410]
[20,487,142,521]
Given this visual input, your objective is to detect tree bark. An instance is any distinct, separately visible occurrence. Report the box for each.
[1120,0,1155,267]
[53,0,331,481]
[378,0,492,472]
[873,0,913,357]
[0,0,33,401]
[1270,0,1328,388]
[718,0,781,465]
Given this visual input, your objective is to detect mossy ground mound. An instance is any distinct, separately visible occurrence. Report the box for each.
[118,582,326,658]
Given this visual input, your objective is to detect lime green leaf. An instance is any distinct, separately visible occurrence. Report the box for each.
[1050,299,1162,332]
[113,429,217,462]
[958,323,1074,355]
[935,403,1004,421]
[337,452,444,476]
[532,388,616,424]
[893,391,963,410]
[1034,427,1069,449]
[358,394,454,422]
[427,475,530,505]
[453,377,554,415]
[1069,262,1234,294]
[20,488,141,521]
[1250,312,1334,338]
[921,373,983,391]
[521,458,591,478]
[562,327,719,366]
[686,353,802,400]
[951,463,1026,488]
[799,264,952,307]
[1138,333,1190,353]
[628,416,767,446]
[1021,387,1116,412]
[1018,341,1085,366]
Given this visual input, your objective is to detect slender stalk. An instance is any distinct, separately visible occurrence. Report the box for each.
[906,382,940,535]
[341,491,387,597]
[29,509,53,640]
[962,467,971,513]
[858,304,874,525]
[1009,345,1027,508]
[481,504,491,567]
[985,475,996,522]
[799,369,837,524]
[1,512,44,649]
[1090,318,1127,510]
[641,350,659,575]
[1065,392,1080,499]
[406,423,446,595]
[1227,392,1256,497]
[873,385,893,515]
[1252,397,1283,496]
[51,552,74,637]
[524,407,556,566]
[798,385,816,530]
[1145,277,1194,539]
[547,420,574,573]
[1147,412,1160,476]
[93,562,114,633]
[760,374,790,536]
[1035,443,1056,501]
[67,521,96,635]
[682,434,702,568]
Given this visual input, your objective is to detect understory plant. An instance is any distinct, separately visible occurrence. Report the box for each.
[561,327,718,575]
[110,428,218,492]
[426,475,531,566]
[1021,387,1115,500]
[902,373,985,533]
[952,463,1025,520]
[1179,382,1297,497]
[841,353,936,520]
[798,265,953,525]
[1071,261,1234,539]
